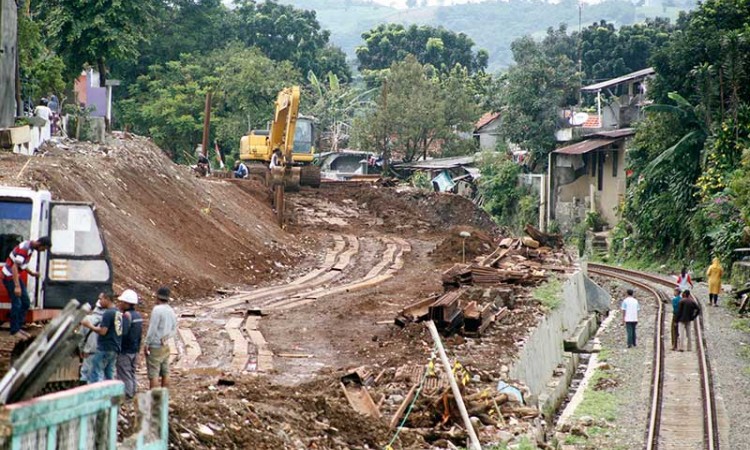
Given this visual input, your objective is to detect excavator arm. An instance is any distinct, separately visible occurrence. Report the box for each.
[268,86,301,166]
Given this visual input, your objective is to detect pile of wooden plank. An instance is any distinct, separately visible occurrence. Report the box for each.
[395,289,509,337]
[442,263,546,288]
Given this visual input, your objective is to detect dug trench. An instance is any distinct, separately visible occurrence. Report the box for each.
[1,135,616,449]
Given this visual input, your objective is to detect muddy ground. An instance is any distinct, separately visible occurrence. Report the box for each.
[1,136,567,449]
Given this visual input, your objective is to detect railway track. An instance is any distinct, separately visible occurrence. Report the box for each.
[588,263,719,450]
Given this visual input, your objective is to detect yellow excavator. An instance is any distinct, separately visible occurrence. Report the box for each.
[239,86,321,190]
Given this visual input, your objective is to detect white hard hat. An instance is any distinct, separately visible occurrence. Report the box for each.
[118,289,139,305]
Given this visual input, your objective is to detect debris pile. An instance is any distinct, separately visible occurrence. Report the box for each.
[337,360,543,449]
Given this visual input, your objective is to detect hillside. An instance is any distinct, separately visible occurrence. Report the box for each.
[283,0,693,70]
[0,134,314,304]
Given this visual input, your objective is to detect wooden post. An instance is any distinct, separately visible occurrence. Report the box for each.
[201,91,212,158]
[425,321,481,450]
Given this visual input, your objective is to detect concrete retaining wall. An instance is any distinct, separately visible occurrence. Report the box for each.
[509,270,610,400]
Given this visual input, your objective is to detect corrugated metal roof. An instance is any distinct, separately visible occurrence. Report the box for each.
[581,67,655,92]
[589,128,636,139]
[553,139,614,155]
[396,155,476,170]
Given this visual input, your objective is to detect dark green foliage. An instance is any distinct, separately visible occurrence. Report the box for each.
[356,23,487,77]
[352,56,479,163]
[498,35,578,169]
[38,0,160,85]
[615,0,750,269]
[118,46,300,163]
[234,0,351,81]
[476,152,533,230]
[17,11,66,103]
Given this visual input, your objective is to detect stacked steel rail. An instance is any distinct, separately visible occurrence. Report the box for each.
[587,263,719,450]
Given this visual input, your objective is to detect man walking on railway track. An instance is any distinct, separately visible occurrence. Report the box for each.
[2,236,52,338]
[621,289,640,348]
[82,292,123,382]
[116,289,143,399]
[145,286,177,389]
[676,267,694,293]
[676,290,701,352]
[671,287,681,351]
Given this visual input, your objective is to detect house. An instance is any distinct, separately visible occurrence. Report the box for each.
[395,154,479,197]
[557,68,655,142]
[73,69,120,123]
[547,129,635,231]
[474,112,501,150]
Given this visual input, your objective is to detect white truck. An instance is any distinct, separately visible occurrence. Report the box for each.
[0,186,113,321]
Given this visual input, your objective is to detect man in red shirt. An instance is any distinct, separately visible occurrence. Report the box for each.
[2,237,52,338]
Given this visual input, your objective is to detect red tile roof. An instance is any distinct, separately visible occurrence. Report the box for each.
[475,112,501,131]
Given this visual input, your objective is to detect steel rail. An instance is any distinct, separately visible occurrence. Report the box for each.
[587,265,666,450]
[589,263,720,450]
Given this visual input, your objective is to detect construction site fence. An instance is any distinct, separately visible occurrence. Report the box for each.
[0,381,169,450]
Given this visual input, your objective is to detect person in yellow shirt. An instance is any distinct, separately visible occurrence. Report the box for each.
[706,257,724,306]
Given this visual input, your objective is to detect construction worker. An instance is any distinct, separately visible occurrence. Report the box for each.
[270,148,282,169]
[81,292,123,382]
[79,294,106,382]
[233,160,248,179]
[145,286,177,389]
[116,289,143,399]
[2,236,52,338]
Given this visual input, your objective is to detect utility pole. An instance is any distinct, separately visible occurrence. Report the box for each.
[0,0,19,127]
[201,91,212,158]
[577,1,583,105]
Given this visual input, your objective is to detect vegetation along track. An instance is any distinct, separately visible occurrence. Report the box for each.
[588,263,719,450]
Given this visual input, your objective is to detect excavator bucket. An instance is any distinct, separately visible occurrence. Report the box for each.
[268,166,301,192]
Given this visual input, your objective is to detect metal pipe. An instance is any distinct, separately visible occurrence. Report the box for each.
[425,321,481,450]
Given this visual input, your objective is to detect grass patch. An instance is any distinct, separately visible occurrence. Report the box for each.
[564,434,588,444]
[732,318,750,333]
[573,369,618,422]
[597,347,612,362]
[533,278,563,310]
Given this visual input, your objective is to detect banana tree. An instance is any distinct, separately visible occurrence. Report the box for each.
[307,71,376,151]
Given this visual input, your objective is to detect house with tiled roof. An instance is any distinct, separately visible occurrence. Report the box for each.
[473,112,501,150]
[557,67,654,142]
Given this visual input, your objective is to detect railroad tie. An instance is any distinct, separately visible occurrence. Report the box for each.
[176,327,202,368]
[225,317,249,371]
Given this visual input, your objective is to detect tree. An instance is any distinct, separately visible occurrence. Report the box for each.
[307,71,376,152]
[356,24,488,77]
[233,0,351,81]
[17,7,65,104]
[37,0,159,86]
[498,36,578,168]
[353,56,479,165]
[118,46,300,162]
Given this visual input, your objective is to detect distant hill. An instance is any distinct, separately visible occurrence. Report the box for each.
[281,0,692,71]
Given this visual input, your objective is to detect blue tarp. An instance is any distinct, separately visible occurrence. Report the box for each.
[431,171,455,192]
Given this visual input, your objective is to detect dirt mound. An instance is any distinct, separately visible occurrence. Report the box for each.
[0,133,309,304]
[169,376,395,449]
[430,226,498,264]
[291,183,500,238]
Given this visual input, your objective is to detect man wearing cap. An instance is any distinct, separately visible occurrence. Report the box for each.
[145,287,177,389]
[116,289,143,399]
[78,293,106,382]
[81,292,123,382]
[2,236,52,338]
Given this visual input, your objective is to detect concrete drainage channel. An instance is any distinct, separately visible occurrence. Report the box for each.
[506,268,611,447]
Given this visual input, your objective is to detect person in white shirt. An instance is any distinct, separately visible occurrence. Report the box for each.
[34,99,52,144]
[621,289,641,348]
[269,148,282,169]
